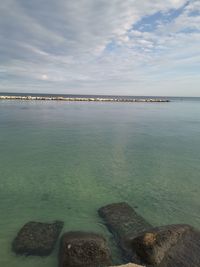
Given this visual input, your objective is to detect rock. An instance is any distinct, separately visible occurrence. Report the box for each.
[130,224,200,267]
[59,231,112,267]
[110,264,145,267]
[98,202,152,260]
[12,221,64,256]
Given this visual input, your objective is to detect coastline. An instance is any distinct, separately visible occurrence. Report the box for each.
[0,95,170,103]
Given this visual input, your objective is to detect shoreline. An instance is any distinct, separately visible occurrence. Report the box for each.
[0,95,170,103]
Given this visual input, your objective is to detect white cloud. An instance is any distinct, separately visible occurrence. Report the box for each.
[0,0,199,96]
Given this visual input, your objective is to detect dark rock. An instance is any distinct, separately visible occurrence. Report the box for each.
[59,231,112,267]
[130,224,200,267]
[98,202,152,261]
[12,221,64,256]
[110,264,144,267]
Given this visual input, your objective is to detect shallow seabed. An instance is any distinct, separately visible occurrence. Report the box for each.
[0,99,200,266]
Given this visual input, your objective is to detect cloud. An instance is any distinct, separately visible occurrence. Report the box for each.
[0,0,199,96]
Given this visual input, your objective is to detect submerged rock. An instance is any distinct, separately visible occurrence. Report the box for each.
[59,231,112,267]
[130,224,200,267]
[12,221,64,256]
[98,202,152,261]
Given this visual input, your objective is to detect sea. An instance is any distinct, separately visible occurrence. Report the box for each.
[0,94,200,267]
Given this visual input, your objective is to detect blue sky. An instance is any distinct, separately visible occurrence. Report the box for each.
[0,0,200,96]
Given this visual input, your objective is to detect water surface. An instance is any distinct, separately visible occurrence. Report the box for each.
[0,99,200,266]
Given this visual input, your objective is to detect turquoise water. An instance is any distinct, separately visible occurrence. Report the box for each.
[0,99,200,266]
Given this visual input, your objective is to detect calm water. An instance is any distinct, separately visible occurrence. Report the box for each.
[0,99,200,266]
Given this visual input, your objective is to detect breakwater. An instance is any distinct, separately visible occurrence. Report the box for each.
[11,202,200,267]
[0,95,170,103]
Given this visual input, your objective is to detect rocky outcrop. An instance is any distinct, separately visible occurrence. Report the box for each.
[59,231,112,267]
[130,224,200,267]
[98,202,152,261]
[110,264,145,267]
[12,221,63,256]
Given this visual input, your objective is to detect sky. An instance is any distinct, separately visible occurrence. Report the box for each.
[0,0,200,96]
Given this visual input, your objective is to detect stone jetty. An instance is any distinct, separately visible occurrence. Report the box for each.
[99,203,200,267]
[10,203,200,267]
[59,231,112,267]
[12,221,63,256]
[110,264,145,267]
[130,224,200,267]
[98,202,152,262]
[0,95,170,103]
